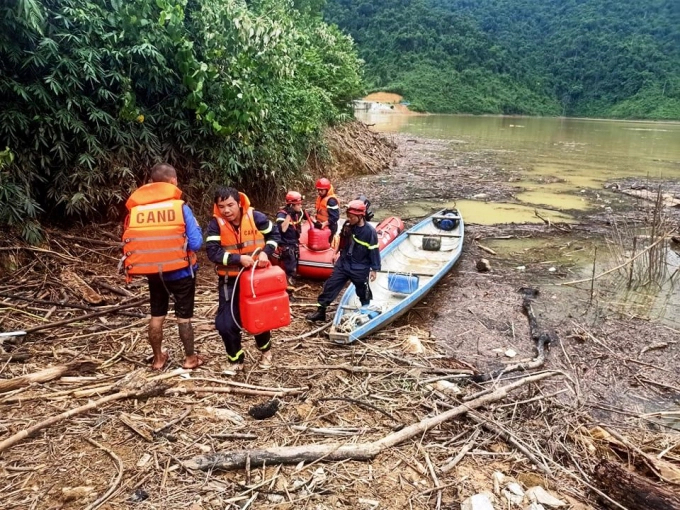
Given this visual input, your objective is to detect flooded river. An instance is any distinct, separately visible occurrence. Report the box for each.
[356,110,680,330]
[356,112,680,224]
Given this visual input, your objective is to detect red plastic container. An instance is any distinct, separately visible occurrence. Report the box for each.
[239,265,291,335]
[307,226,331,251]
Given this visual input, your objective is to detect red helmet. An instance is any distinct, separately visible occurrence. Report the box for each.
[285,191,302,204]
[315,178,331,190]
[346,199,366,216]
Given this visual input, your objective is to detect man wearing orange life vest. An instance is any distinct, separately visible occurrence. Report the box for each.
[122,163,203,371]
[313,178,340,241]
[205,187,281,371]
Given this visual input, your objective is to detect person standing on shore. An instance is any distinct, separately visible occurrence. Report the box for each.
[306,200,380,322]
[276,191,303,288]
[122,163,203,370]
[205,187,281,370]
[313,178,340,242]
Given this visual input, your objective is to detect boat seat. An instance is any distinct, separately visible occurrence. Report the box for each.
[407,232,462,238]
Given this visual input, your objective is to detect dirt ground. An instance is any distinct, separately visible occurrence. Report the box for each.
[1,129,679,509]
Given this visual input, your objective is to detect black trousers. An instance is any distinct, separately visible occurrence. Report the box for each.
[279,245,299,279]
[215,278,271,363]
[318,263,371,308]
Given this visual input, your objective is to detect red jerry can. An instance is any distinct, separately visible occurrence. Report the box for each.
[239,265,291,335]
[307,226,331,251]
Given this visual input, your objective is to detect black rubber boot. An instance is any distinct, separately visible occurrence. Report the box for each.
[306,307,326,322]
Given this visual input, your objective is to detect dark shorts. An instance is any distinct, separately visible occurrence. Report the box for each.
[148,275,196,319]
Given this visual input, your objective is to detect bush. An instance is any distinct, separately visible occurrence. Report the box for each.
[0,0,363,239]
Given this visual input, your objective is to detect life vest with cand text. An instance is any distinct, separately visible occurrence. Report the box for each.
[121,182,196,280]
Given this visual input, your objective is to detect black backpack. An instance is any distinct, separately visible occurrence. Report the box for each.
[356,194,375,222]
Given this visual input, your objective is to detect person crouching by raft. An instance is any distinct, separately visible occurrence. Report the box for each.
[313,177,340,242]
[306,200,380,322]
[205,187,281,371]
[276,191,303,289]
[121,163,204,371]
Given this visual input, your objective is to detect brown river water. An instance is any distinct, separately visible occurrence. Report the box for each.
[356,111,680,224]
[356,110,680,330]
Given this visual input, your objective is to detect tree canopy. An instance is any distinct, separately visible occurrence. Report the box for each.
[0,0,362,240]
[324,0,680,119]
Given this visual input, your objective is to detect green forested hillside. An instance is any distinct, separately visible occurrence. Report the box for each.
[324,0,680,119]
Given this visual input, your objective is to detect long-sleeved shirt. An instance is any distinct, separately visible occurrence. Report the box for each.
[205,210,281,274]
[339,222,381,271]
[326,197,340,234]
[163,204,203,281]
[276,208,302,247]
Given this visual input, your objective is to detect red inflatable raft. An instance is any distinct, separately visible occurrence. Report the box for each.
[296,216,404,280]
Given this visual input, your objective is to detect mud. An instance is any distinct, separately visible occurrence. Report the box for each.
[332,132,680,428]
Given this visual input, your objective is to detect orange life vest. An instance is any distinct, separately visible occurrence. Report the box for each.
[214,193,266,277]
[121,182,196,281]
[315,185,338,223]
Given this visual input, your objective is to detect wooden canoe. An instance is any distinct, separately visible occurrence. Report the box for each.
[329,209,464,344]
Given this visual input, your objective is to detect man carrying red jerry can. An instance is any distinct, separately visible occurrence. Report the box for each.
[276,191,303,289]
[312,178,340,245]
[205,187,284,371]
[306,200,381,323]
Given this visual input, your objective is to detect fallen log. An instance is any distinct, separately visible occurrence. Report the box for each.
[0,297,147,338]
[595,459,680,510]
[0,360,97,394]
[471,287,552,383]
[183,371,559,471]
[0,291,143,318]
[23,298,146,334]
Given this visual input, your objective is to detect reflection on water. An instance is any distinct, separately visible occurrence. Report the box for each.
[376,199,574,225]
[359,112,680,221]
[483,235,680,329]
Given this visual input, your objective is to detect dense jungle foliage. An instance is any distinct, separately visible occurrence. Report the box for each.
[0,0,362,240]
[324,0,680,119]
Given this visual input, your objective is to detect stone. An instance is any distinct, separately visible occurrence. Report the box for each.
[404,335,425,354]
[476,258,491,272]
[525,486,566,507]
[433,380,462,395]
[461,493,495,510]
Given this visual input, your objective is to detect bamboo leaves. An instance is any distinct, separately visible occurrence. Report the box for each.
[0,0,363,240]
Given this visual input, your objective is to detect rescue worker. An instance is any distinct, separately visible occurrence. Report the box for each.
[306,200,380,322]
[205,187,281,371]
[122,163,203,370]
[313,178,340,242]
[276,191,303,288]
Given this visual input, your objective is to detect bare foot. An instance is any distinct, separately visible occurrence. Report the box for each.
[150,350,169,371]
[183,354,205,370]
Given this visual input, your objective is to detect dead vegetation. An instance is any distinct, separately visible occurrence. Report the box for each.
[0,227,679,510]
[2,131,680,509]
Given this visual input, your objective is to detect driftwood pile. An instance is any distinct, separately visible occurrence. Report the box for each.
[306,120,397,179]
[1,228,679,509]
